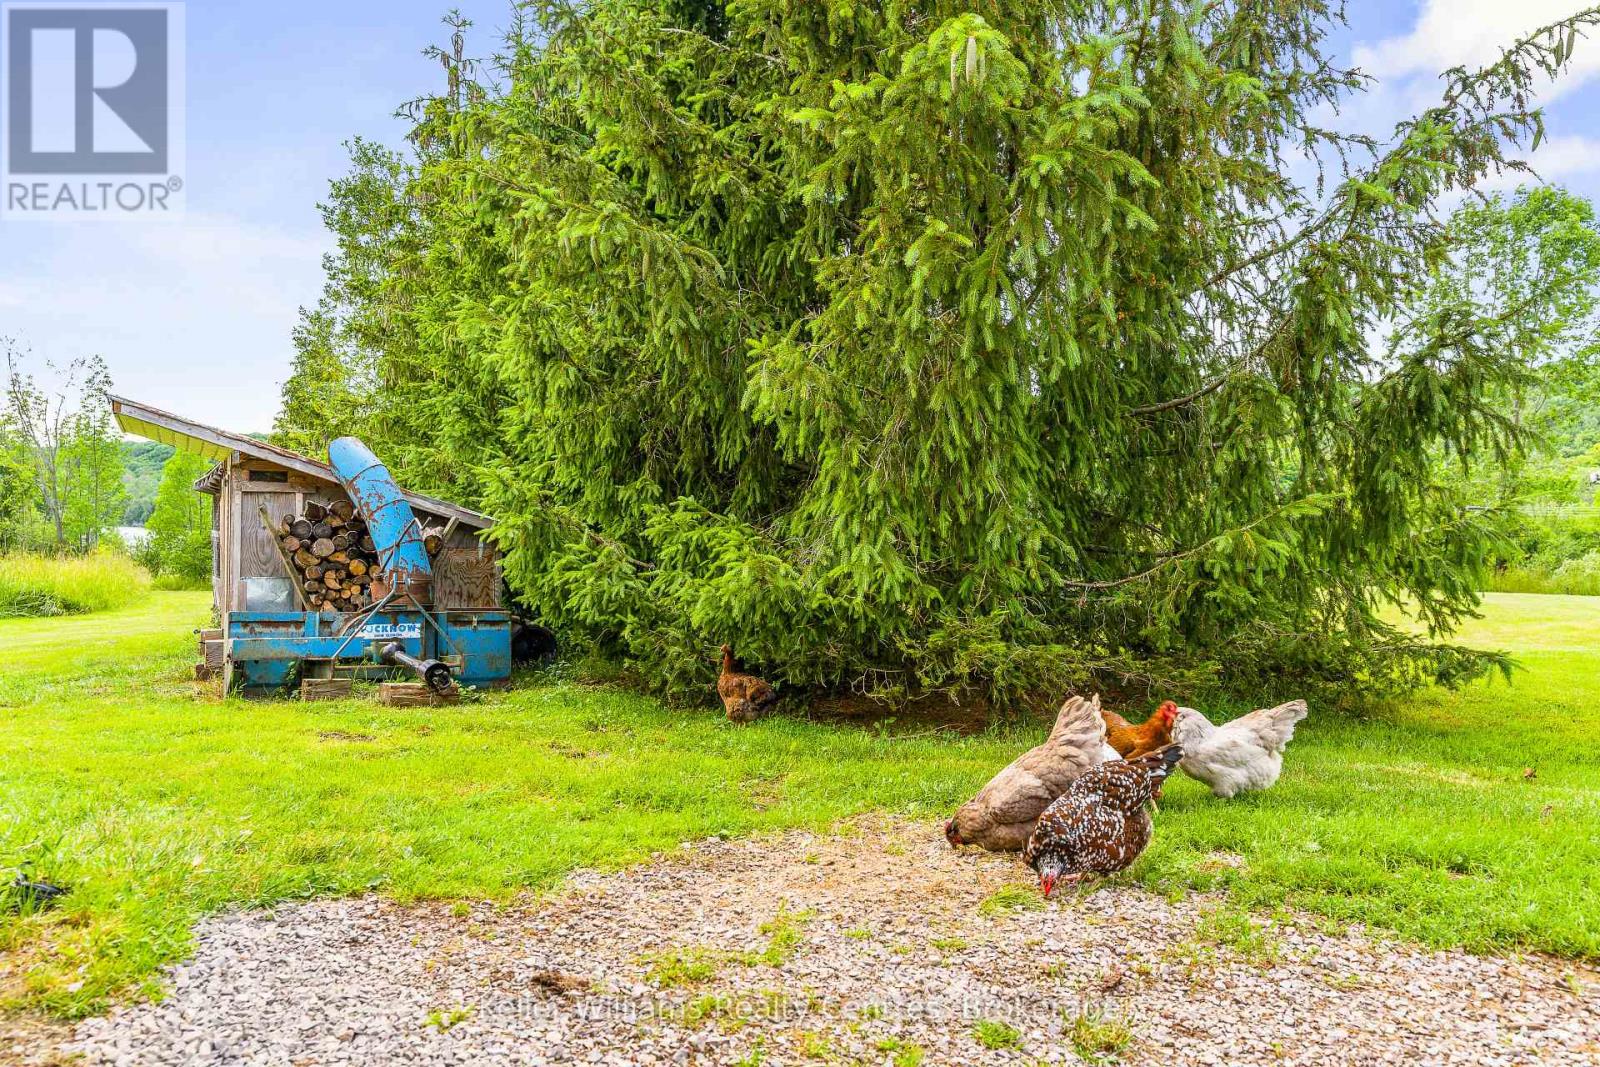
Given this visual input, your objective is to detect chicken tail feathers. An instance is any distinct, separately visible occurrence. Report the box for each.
[1134,744,1183,783]
[1237,699,1308,752]
[1049,694,1108,755]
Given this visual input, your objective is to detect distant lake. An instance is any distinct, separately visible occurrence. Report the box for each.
[116,526,151,546]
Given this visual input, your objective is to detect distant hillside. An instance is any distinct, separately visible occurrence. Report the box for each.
[119,430,272,527]
[122,440,174,526]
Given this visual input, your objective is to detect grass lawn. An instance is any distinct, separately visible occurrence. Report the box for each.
[1,591,1597,1018]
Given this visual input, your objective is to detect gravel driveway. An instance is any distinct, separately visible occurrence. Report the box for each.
[39,817,1600,1066]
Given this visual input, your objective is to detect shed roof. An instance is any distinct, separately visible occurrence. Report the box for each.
[112,396,494,530]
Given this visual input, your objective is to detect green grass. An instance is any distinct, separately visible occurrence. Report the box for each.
[971,1019,1022,1050]
[978,883,1047,917]
[150,573,211,593]
[0,552,150,617]
[1064,1008,1133,1063]
[874,1037,926,1066]
[0,591,1598,1019]
[0,592,1017,1016]
[1137,592,1600,959]
[641,903,814,986]
[641,946,728,987]
[421,1005,473,1032]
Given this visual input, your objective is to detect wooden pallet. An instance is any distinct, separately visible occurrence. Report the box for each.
[377,681,459,707]
[300,677,354,702]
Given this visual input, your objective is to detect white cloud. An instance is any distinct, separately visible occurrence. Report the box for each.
[1482,133,1600,189]
[1353,1,1600,103]
[1519,132,1600,177]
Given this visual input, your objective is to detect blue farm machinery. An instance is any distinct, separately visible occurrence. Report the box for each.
[224,437,512,695]
[109,397,550,698]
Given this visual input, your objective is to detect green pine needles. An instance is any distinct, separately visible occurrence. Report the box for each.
[277,1,1600,709]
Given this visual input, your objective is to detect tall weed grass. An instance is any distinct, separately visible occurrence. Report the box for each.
[151,573,211,592]
[1486,551,1600,596]
[0,552,151,617]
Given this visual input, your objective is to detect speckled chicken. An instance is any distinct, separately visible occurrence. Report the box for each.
[944,695,1116,853]
[1023,746,1183,896]
[717,645,778,723]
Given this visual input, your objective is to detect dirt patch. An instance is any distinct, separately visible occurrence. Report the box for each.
[45,818,1600,1065]
[0,1013,72,1067]
[318,730,377,742]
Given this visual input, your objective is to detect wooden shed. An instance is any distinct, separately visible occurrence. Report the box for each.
[113,397,502,616]
[112,397,513,693]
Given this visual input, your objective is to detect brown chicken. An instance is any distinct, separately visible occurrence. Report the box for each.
[1024,745,1183,896]
[1102,700,1177,759]
[717,645,778,723]
[944,695,1113,852]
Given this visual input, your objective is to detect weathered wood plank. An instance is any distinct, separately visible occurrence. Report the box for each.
[241,492,297,580]
[377,681,459,707]
[300,678,354,702]
[258,504,312,612]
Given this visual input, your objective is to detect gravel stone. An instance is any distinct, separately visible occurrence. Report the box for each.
[28,817,1600,1065]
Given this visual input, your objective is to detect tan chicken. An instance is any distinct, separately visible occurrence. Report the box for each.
[944,695,1114,852]
[1102,700,1177,759]
[716,645,778,723]
[1172,699,1308,798]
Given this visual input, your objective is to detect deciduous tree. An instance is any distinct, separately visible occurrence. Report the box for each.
[3,341,123,552]
[59,407,126,552]
[143,450,213,584]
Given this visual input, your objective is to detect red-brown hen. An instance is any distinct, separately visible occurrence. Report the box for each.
[1101,700,1177,759]
[717,645,778,723]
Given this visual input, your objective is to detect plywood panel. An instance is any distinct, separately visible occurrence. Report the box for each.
[434,545,500,609]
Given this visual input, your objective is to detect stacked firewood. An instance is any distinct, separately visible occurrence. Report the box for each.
[276,499,449,612]
[277,500,379,612]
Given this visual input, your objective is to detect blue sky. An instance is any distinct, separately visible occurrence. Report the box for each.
[3,0,1599,434]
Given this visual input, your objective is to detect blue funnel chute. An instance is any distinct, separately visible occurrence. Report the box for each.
[327,437,432,596]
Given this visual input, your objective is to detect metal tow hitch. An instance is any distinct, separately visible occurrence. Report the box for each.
[381,641,454,693]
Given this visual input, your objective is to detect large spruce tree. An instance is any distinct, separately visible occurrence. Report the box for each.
[279,2,1600,706]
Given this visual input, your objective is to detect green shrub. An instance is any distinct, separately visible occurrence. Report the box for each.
[1490,511,1600,595]
[0,552,151,617]
[1548,551,1600,595]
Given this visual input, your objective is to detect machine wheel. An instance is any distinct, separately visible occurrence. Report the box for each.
[511,621,557,664]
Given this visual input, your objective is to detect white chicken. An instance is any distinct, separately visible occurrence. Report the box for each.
[1171,699,1308,798]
